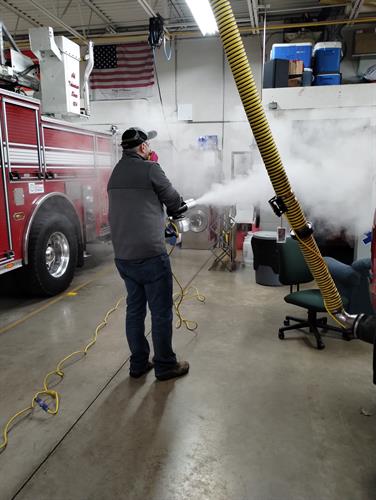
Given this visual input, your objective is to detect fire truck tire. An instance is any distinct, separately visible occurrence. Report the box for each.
[26,212,78,296]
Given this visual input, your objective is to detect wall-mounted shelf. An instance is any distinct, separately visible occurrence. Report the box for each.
[262,84,376,114]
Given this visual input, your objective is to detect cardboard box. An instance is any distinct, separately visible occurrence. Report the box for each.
[354,29,376,56]
[288,60,304,75]
[288,76,302,87]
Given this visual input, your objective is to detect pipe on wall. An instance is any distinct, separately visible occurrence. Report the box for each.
[8,15,376,47]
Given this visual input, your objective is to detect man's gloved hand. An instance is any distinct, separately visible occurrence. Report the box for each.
[167,198,186,220]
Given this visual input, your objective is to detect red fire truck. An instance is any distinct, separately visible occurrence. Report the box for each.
[0,88,114,296]
[372,211,376,310]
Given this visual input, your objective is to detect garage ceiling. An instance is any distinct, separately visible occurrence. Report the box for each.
[0,0,376,43]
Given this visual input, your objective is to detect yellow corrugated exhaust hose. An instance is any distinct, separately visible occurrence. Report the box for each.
[209,0,355,328]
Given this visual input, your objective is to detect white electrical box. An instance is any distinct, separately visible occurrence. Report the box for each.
[30,27,81,116]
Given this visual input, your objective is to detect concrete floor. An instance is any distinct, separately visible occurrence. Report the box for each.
[0,245,375,500]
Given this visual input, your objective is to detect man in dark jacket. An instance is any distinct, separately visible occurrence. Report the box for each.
[108,127,189,381]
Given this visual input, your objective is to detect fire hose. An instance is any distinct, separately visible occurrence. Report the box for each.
[208,0,357,331]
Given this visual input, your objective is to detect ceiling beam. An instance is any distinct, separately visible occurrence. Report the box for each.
[320,0,346,4]
[80,0,117,33]
[0,0,43,27]
[246,0,259,35]
[25,0,87,42]
[10,13,376,49]
[61,0,74,19]
[252,0,259,30]
[137,0,171,37]
[348,0,365,22]
[169,0,185,19]
[137,0,155,18]
[246,0,256,34]
[265,4,348,14]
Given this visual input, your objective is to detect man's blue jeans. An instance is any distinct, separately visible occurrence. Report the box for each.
[115,253,177,376]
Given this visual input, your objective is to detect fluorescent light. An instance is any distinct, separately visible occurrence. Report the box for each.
[185,0,218,36]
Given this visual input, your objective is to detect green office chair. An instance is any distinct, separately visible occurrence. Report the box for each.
[277,237,349,350]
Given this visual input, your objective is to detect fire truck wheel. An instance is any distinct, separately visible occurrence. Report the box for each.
[27,212,78,296]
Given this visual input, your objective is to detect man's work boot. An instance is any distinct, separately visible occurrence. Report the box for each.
[156,361,190,381]
[130,361,154,379]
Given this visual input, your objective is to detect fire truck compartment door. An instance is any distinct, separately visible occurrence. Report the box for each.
[2,99,42,175]
[0,150,12,260]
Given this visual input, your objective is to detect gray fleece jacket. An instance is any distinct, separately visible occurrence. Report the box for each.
[107,151,182,260]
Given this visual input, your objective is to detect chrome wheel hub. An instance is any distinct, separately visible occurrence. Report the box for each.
[45,232,70,278]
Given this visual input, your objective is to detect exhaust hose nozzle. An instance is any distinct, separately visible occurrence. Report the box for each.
[174,198,197,217]
[184,199,197,210]
[334,309,359,331]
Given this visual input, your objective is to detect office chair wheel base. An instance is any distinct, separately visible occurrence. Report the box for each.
[283,319,290,326]
[278,331,285,340]
[316,341,325,350]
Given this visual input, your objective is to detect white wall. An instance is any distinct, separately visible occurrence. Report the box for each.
[83,35,266,184]
[83,31,367,158]
[82,33,372,234]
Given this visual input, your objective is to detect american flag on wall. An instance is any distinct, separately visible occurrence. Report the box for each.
[90,42,154,100]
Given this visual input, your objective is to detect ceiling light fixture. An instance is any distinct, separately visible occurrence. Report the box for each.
[184,0,218,36]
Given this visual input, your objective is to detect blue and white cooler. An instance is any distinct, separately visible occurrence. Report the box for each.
[313,73,342,86]
[313,41,342,86]
[271,43,313,69]
[313,42,342,74]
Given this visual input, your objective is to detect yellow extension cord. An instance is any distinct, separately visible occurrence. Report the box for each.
[168,235,206,332]
[0,238,204,452]
[0,297,124,452]
[209,0,346,325]
[173,277,205,331]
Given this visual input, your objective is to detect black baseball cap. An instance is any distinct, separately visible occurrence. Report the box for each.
[121,127,157,149]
